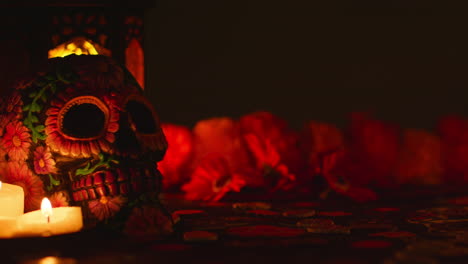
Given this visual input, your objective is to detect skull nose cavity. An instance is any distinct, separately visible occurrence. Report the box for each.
[125,99,157,134]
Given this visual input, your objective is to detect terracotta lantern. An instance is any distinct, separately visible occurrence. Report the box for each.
[0,54,170,236]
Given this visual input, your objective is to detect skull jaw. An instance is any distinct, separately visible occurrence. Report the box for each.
[70,159,164,227]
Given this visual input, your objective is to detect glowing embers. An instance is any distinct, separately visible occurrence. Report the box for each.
[48,37,111,59]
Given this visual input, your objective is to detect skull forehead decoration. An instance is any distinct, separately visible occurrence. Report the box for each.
[0,55,169,233]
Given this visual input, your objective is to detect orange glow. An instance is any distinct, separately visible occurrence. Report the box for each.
[48,37,111,59]
[125,38,145,88]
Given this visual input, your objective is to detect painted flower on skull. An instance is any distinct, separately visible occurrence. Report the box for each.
[0,90,23,115]
[50,191,70,208]
[88,195,127,221]
[33,146,57,175]
[1,121,32,161]
[0,91,23,137]
[0,161,44,212]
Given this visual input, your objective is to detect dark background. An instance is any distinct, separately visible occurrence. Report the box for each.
[143,1,468,131]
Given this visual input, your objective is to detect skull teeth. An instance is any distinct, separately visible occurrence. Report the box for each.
[71,166,161,202]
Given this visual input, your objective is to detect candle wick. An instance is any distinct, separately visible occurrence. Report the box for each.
[47,215,50,224]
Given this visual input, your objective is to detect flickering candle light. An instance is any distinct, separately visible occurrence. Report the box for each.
[0,181,24,218]
[41,197,52,224]
[16,198,83,237]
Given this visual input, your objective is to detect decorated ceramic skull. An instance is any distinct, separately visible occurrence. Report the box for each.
[0,55,171,235]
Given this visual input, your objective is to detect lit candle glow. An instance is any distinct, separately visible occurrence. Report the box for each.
[41,198,53,224]
[0,183,83,238]
[16,201,83,237]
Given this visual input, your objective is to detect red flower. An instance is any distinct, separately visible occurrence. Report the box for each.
[5,91,23,115]
[0,161,44,212]
[88,195,127,221]
[299,121,344,175]
[33,146,57,175]
[49,191,69,208]
[157,123,194,189]
[182,153,246,201]
[319,149,378,203]
[191,117,250,172]
[242,133,296,191]
[395,129,443,185]
[0,90,23,114]
[45,90,120,158]
[437,115,468,183]
[317,112,400,202]
[239,111,302,191]
[0,113,17,138]
[1,121,31,161]
[124,205,173,239]
[0,144,7,163]
[0,91,23,137]
[338,112,400,188]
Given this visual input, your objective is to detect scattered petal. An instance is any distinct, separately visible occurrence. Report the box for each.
[227,225,305,238]
[183,230,218,242]
[370,231,416,238]
[282,209,316,218]
[319,211,352,217]
[232,202,271,210]
[351,240,392,249]
[246,209,280,216]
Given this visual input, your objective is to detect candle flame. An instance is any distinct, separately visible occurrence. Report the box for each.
[39,256,77,264]
[41,197,53,219]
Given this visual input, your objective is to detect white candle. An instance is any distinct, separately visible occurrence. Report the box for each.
[0,216,19,238]
[16,198,83,237]
[0,181,24,217]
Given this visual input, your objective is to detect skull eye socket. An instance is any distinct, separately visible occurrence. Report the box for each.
[59,96,109,140]
[126,98,157,134]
